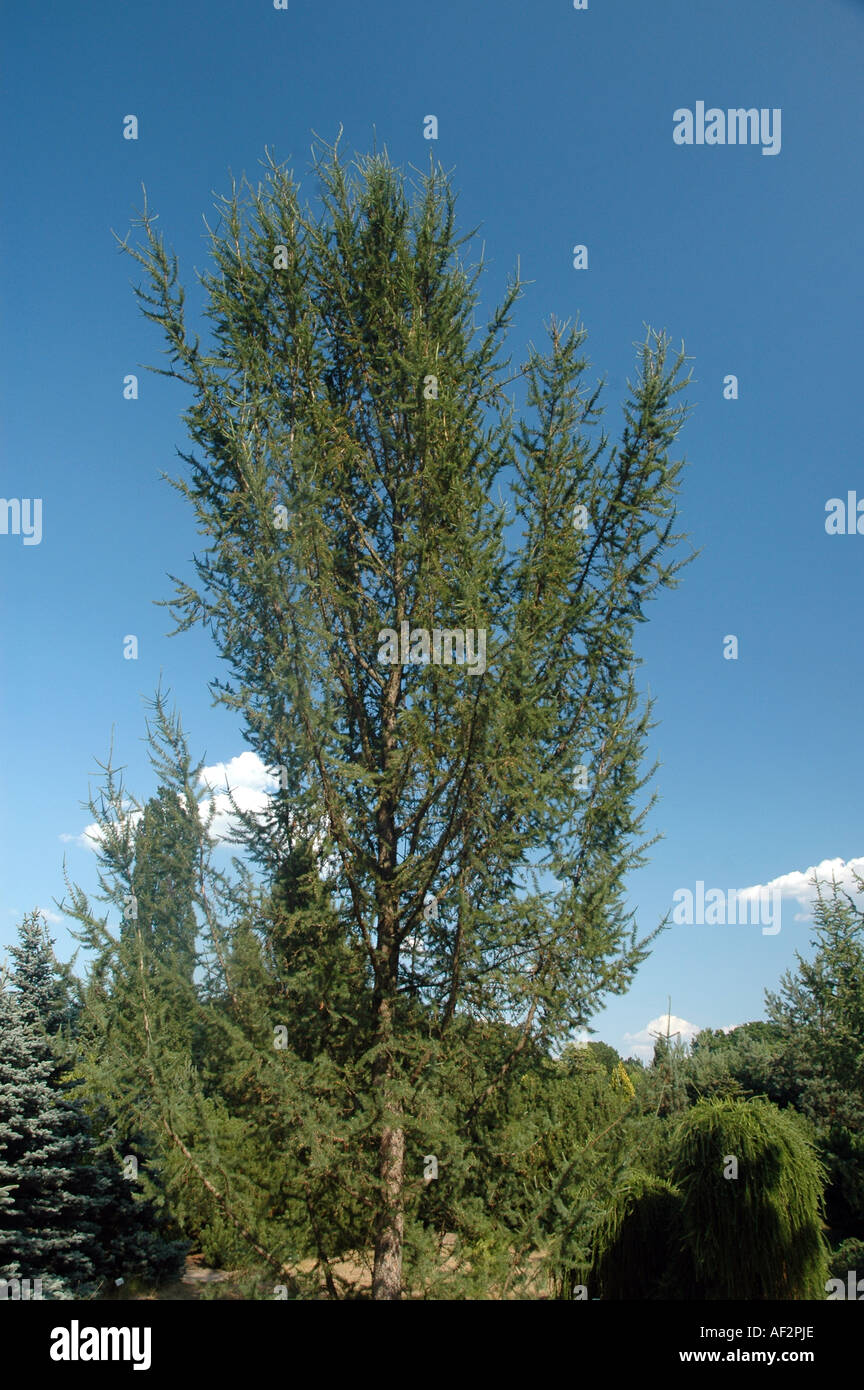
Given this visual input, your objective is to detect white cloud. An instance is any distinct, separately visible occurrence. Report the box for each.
[60,808,144,852]
[197,754,338,872]
[621,1012,701,1064]
[741,856,864,920]
[197,752,279,842]
[59,755,279,853]
[198,752,277,798]
[35,907,65,926]
[59,823,105,851]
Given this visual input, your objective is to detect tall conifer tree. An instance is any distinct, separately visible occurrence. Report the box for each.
[112,140,692,1296]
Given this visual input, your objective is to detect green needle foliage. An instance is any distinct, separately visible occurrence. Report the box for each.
[587,1097,828,1300]
[0,975,93,1296]
[98,137,693,1297]
[679,873,864,1259]
[671,1097,829,1300]
[765,871,864,1237]
[588,1171,684,1300]
[0,913,185,1295]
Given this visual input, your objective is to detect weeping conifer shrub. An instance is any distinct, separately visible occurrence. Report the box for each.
[670,1097,829,1300]
[585,1098,829,1299]
[586,1172,685,1300]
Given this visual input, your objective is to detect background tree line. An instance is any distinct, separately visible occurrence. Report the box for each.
[3,745,860,1298]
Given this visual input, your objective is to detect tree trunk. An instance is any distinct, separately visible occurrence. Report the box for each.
[372,661,403,1298]
[371,978,404,1299]
[372,1115,405,1299]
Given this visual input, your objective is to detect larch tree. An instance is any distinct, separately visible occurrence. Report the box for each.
[116,138,693,1298]
[64,698,250,1264]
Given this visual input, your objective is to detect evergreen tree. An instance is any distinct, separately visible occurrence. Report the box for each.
[765,871,864,1239]
[635,1023,691,1118]
[8,912,74,1042]
[588,1171,684,1300]
[0,973,94,1295]
[583,1041,622,1076]
[686,1023,789,1104]
[1,913,186,1294]
[66,696,301,1282]
[128,782,200,990]
[109,140,693,1296]
[766,872,864,1131]
[670,1097,828,1300]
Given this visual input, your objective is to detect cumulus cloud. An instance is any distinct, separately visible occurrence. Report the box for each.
[198,752,276,799]
[60,754,280,852]
[58,750,328,859]
[59,826,103,851]
[196,754,336,870]
[741,856,864,923]
[197,752,278,842]
[35,907,65,926]
[59,808,143,852]
[621,1012,701,1064]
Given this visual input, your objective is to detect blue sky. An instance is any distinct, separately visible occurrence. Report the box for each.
[2,0,863,1060]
